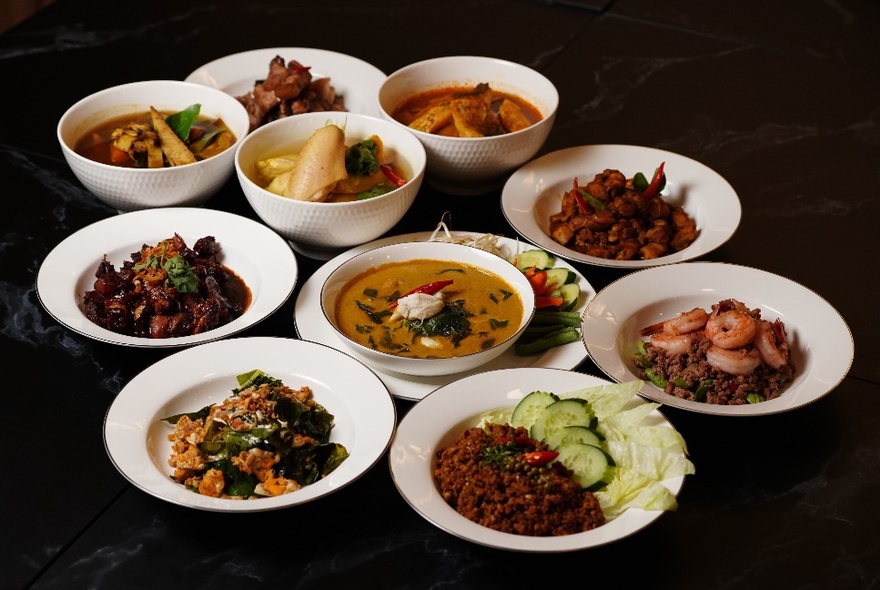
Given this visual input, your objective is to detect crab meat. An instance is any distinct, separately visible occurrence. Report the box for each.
[392,292,445,321]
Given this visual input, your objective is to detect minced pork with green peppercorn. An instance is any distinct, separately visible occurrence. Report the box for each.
[434,423,605,536]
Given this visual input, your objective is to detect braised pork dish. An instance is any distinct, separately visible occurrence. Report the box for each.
[548,164,699,260]
[391,82,542,137]
[82,234,251,338]
[237,55,346,132]
[634,299,794,404]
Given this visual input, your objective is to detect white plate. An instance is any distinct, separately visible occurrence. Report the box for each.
[104,337,396,512]
[184,47,386,117]
[36,208,298,348]
[582,262,854,416]
[501,144,742,268]
[389,367,685,552]
[295,231,595,400]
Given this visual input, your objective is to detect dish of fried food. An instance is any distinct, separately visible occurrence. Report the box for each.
[502,144,742,268]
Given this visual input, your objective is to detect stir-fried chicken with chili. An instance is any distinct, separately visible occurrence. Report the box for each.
[237,55,346,132]
[549,165,699,260]
[82,234,251,338]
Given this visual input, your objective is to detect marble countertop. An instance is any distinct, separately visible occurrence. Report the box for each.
[1,0,876,588]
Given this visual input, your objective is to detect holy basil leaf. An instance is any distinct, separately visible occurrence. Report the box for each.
[406,301,473,346]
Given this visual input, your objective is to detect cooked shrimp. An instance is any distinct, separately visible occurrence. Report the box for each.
[640,307,709,336]
[705,345,762,375]
[753,319,790,369]
[704,300,757,349]
[649,332,695,356]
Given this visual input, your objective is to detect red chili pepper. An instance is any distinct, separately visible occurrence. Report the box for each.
[642,161,666,199]
[291,65,312,74]
[380,164,407,187]
[572,177,590,214]
[389,279,453,309]
[522,450,559,467]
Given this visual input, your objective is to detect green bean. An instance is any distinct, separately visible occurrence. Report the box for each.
[528,310,581,328]
[515,327,580,356]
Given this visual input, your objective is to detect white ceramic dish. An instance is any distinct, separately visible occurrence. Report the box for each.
[295,231,595,400]
[57,80,250,212]
[389,367,685,552]
[501,144,742,268]
[235,111,426,253]
[319,240,535,377]
[36,208,298,348]
[185,47,386,117]
[582,261,854,416]
[378,55,558,195]
[104,337,396,512]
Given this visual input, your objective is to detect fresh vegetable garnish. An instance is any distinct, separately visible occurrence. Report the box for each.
[345,138,381,176]
[380,164,407,187]
[572,177,606,214]
[506,248,583,355]
[164,103,201,141]
[133,243,199,293]
[478,380,695,519]
[641,161,666,199]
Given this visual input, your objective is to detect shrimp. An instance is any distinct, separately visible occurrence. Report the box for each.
[705,345,762,375]
[704,299,756,349]
[649,332,695,356]
[640,307,709,336]
[753,319,790,369]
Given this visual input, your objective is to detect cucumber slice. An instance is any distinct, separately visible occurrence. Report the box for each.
[510,249,555,271]
[544,425,604,450]
[529,398,595,441]
[544,267,575,288]
[555,283,581,311]
[556,442,616,490]
[510,390,559,429]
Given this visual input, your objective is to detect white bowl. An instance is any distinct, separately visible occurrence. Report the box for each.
[378,55,558,195]
[57,80,250,212]
[236,111,426,253]
[320,241,536,376]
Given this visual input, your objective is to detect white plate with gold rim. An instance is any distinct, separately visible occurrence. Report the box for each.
[582,261,854,415]
[389,367,686,552]
[501,144,741,268]
[36,207,297,348]
[294,231,595,400]
[185,47,386,117]
[104,337,396,512]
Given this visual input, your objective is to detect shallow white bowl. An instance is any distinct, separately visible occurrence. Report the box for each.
[319,241,536,377]
[57,80,250,212]
[236,111,426,254]
[378,55,558,195]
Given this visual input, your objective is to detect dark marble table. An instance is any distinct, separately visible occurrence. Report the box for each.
[1,1,875,588]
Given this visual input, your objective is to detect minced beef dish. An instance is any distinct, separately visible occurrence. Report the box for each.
[434,423,605,536]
